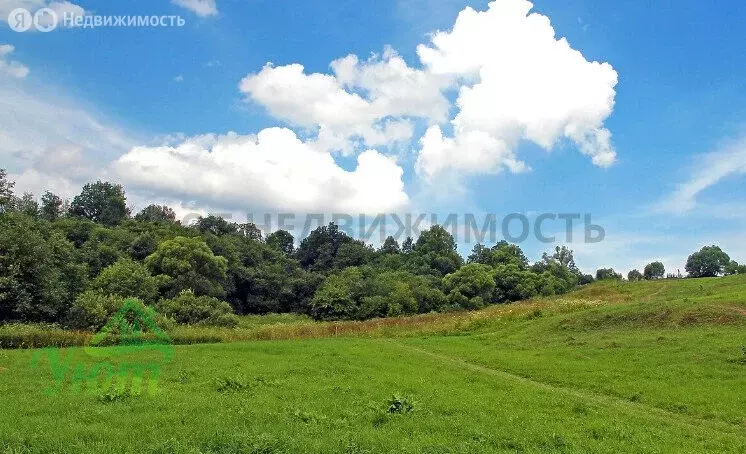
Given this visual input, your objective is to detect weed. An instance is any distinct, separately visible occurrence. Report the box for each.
[214,375,251,392]
[97,387,132,403]
[386,394,415,414]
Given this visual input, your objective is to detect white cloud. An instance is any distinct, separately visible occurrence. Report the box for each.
[656,135,746,213]
[239,48,449,155]
[171,0,217,17]
[173,74,184,83]
[0,44,28,78]
[415,0,618,177]
[113,128,409,214]
[1,0,86,29]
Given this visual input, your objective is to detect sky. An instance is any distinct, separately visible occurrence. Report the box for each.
[1,0,745,275]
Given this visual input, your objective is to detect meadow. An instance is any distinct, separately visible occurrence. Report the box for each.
[1,276,745,453]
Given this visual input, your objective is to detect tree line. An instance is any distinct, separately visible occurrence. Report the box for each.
[0,170,743,329]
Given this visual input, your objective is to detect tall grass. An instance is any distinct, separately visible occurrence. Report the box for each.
[2,274,745,349]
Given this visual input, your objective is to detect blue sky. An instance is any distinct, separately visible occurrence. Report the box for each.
[1,0,745,275]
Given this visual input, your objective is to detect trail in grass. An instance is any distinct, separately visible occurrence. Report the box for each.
[386,339,746,438]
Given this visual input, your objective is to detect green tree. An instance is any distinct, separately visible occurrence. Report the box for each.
[643,261,665,280]
[145,236,228,298]
[266,230,294,255]
[401,236,414,254]
[40,191,64,221]
[0,169,14,211]
[135,204,177,223]
[0,213,87,321]
[411,225,463,277]
[296,223,368,273]
[596,268,623,281]
[442,263,495,309]
[685,246,730,278]
[14,192,38,217]
[91,258,165,304]
[379,236,401,254]
[724,261,746,276]
[310,267,364,320]
[627,269,644,281]
[70,181,130,225]
[468,241,529,269]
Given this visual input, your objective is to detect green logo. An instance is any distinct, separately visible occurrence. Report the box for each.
[32,299,174,397]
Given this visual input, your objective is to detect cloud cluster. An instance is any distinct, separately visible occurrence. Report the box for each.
[238,0,617,181]
[239,47,449,155]
[416,0,618,177]
[7,0,620,218]
[114,128,409,214]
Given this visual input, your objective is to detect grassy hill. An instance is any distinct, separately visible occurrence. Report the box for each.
[1,275,745,453]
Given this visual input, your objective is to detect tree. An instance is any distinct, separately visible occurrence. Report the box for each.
[0,169,15,212]
[295,223,367,273]
[310,267,364,320]
[596,268,623,281]
[40,191,64,221]
[266,230,295,256]
[379,236,401,254]
[91,258,165,304]
[196,215,237,236]
[13,192,38,217]
[685,246,730,278]
[410,225,463,277]
[145,236,228,298]
[724,261,746,276]
[468,241,528,269]
[442,263,495,309]
[401,236,414,254]
[643,261,665,280]
[0,213,87,321]
[70,181,129,225]
[135,204,176,223]
[627,269,644,281]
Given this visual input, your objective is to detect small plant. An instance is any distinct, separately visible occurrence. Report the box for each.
[386,394,415,414]
[214,375,250,392]
[98,387,132,403]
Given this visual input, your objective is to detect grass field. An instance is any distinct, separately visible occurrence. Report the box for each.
[1,276,745,453]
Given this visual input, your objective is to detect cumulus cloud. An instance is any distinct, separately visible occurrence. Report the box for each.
[656,135,746,214]
[113,128,409,214]
[171,0,217,17]
[415,0,618,177]
[0,44,28,79]
[239,47,448,154]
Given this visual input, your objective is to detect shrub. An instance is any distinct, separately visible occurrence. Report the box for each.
[91,258,165,304]
[64,291,125,331]
[156,290,239,327]
[386,394,415,414]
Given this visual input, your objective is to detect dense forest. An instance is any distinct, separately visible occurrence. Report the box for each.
[0,169,742,330]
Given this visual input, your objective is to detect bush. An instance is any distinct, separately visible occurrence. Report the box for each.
[156,291,239,327]
[64,291,124,331]
[91,258,165,304]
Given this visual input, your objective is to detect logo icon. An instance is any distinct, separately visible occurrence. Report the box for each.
[8,8,32,32]
[33,8,58,32]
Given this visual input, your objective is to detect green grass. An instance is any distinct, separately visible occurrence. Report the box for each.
[1,275,745,452]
